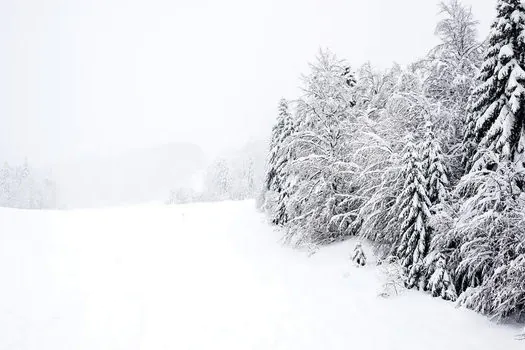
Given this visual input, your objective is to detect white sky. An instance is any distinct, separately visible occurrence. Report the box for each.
[0,0,495,165]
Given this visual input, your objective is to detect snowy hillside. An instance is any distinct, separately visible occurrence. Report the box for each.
[0,200,521,349]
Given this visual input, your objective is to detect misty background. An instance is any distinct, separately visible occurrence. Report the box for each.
[1,0,494,208]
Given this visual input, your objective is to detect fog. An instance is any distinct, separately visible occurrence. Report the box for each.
[0,0,495,207]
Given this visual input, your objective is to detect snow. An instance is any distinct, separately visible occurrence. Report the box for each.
[0,200,522,349]
[499,44,514,60]
[511,9,525,24]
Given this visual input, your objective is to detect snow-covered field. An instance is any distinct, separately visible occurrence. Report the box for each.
[0,200,522,349]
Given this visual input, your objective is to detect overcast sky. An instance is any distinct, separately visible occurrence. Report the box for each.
[0,0,494,165]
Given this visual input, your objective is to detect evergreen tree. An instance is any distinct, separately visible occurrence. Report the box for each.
[265,99,293,193]
[273,175,292,226]
[465,0,525,172]
[263,98,296,225]
[421,120,450,205]
[394,139,432,287]
[352,242,367,266]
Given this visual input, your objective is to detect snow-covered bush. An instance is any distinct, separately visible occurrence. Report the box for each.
[352,242,367,266]
[378,257,406,298]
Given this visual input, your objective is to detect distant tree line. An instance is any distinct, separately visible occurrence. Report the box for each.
[0,160,57,209]
[167,150,264,204]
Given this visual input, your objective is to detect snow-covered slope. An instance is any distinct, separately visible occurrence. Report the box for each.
[0,200,521,349]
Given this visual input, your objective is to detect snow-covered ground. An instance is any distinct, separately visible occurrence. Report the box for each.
[0,200,522,349]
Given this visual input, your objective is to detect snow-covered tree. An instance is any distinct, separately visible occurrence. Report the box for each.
[352,242,367,266]
[433,162,525,303]
[412,0,482,178]
[420,120,450,205]
[346,66,433,260]
[265,99,294,192]
[284,49,358,245]
[202,159,231,201]
[423,253,457,301]
[263,98,296,225]
[351,149,403,252]
[393,139,432,287]
[422,0,482,111]
[465,0,525,172]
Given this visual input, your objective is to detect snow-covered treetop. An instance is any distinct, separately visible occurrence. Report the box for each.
[435,0,480,58]
[468,0,525,171]
[299,49,356,127]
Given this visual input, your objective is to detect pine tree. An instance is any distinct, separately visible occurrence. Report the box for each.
[265,99,293,193]
[273,176,291,226]
[421,120,450,205]
[352,242,367,266]
[263,98,295,225]
[394,139,432,287]
[466,0,525,172]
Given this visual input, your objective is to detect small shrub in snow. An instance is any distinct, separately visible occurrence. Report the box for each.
[405,262,425,290]
[517,327,525,340]
[352,242,366,266]
[378,257,405,298]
